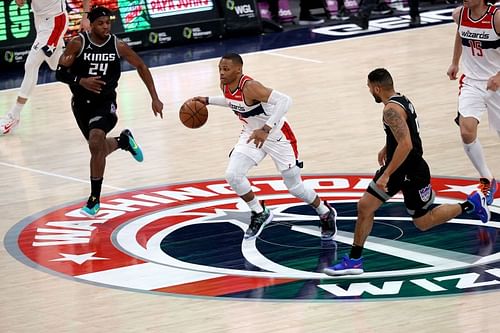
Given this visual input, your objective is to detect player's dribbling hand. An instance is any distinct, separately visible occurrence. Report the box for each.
[15,0,25,7]
[447,64,459,80]
[152,98,164,118]
[247,129,268,148]
[192,96,208,105]
[79,76,106,94]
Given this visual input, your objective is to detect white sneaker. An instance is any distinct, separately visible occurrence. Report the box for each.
[0,114,20,135]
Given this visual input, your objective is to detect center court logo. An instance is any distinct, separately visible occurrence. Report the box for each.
[4,175,500,301]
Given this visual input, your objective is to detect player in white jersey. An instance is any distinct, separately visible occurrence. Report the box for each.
[0,0,91,135]
[447,0,500,205]
[192,53,337,241]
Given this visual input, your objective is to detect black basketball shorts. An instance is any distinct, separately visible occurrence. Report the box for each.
[367,158,435,218]
[71,96,118,140]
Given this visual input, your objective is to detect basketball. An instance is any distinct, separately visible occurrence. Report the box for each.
[179,100,208,129]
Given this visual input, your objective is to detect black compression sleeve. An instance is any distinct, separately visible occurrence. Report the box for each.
[55,64,80,85]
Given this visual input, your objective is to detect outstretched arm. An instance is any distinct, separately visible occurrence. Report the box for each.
[117,39,163,118]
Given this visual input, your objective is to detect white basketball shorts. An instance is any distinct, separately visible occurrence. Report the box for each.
[458,74,500,131]
[232,122,299,171]
[32,12,68,69]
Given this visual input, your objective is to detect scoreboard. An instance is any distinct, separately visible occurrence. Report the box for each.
[0,0,226,67]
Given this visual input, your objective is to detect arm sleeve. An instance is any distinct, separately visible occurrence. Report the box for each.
[207,95,228,106]
[55,64,80,86]
[265,90,292,128]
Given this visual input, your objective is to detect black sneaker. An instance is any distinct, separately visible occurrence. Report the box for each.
[299,11,325,25]
[372,3,393,15]
[331,8,351,21]
[244,202,274,240]
[409,15,421,27]
[119,129,143,162]
[350,14,369,30]
[320,201,337,240]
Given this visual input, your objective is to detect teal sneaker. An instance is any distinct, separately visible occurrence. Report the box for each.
[244,202,273,240]
[120,129,143,162]
[80,196,100,217]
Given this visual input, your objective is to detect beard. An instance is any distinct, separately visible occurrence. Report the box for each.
[373,94,382,103]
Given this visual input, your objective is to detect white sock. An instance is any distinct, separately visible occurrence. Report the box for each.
[314,201,329,216]
[463,139,493,179]
[9,102,24,119]
[247,197,263,213]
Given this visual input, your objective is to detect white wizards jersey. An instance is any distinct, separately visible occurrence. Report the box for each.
[32,0,66,16]
[458,5,500,80]
[223,75,286,135]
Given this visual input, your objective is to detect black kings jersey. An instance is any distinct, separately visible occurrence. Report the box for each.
[70,32,121,101]
[384,94,424,167]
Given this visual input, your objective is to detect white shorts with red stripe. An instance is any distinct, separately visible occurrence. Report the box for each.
[32,12,68,68]
[458,74,500,131]
[233,122,299,171]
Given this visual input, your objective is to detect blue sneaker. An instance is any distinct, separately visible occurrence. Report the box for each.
[323,254,364,276]
[467,191,491,223]
[120,129,143,162]
[480,178,497,205]
[80,196,100,217]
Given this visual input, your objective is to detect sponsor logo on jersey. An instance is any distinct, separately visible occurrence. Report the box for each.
[4,175,500,301]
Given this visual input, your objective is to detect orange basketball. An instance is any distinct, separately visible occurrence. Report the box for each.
[179,100,208,129]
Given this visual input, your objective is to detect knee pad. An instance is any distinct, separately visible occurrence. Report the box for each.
[225,169,251,196]
[225,153,255,196]
[282,166,316,204]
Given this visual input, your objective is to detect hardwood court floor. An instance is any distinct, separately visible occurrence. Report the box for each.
[1,23,499,332]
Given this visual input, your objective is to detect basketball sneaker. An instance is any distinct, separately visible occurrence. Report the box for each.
[0,113,20,135]
[320,201,337,240]
[120,129,143,162]
[467,191,491,223]
[244,202,273,240]
[479,178,497,205]
[323,254,364,276]
[80,196,100,218]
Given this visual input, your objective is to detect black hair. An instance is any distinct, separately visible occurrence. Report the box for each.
[88,6,112,23]
[368,68,394,88]
[222,53,243,65]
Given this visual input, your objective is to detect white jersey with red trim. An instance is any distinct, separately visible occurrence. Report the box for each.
[458,5,500,80]
[32,0,66,17]
[223,75,286,135]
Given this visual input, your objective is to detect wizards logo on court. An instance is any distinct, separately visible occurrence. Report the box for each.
[4,175,500,301]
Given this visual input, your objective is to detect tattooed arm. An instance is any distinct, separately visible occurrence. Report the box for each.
[377,103,413,191]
